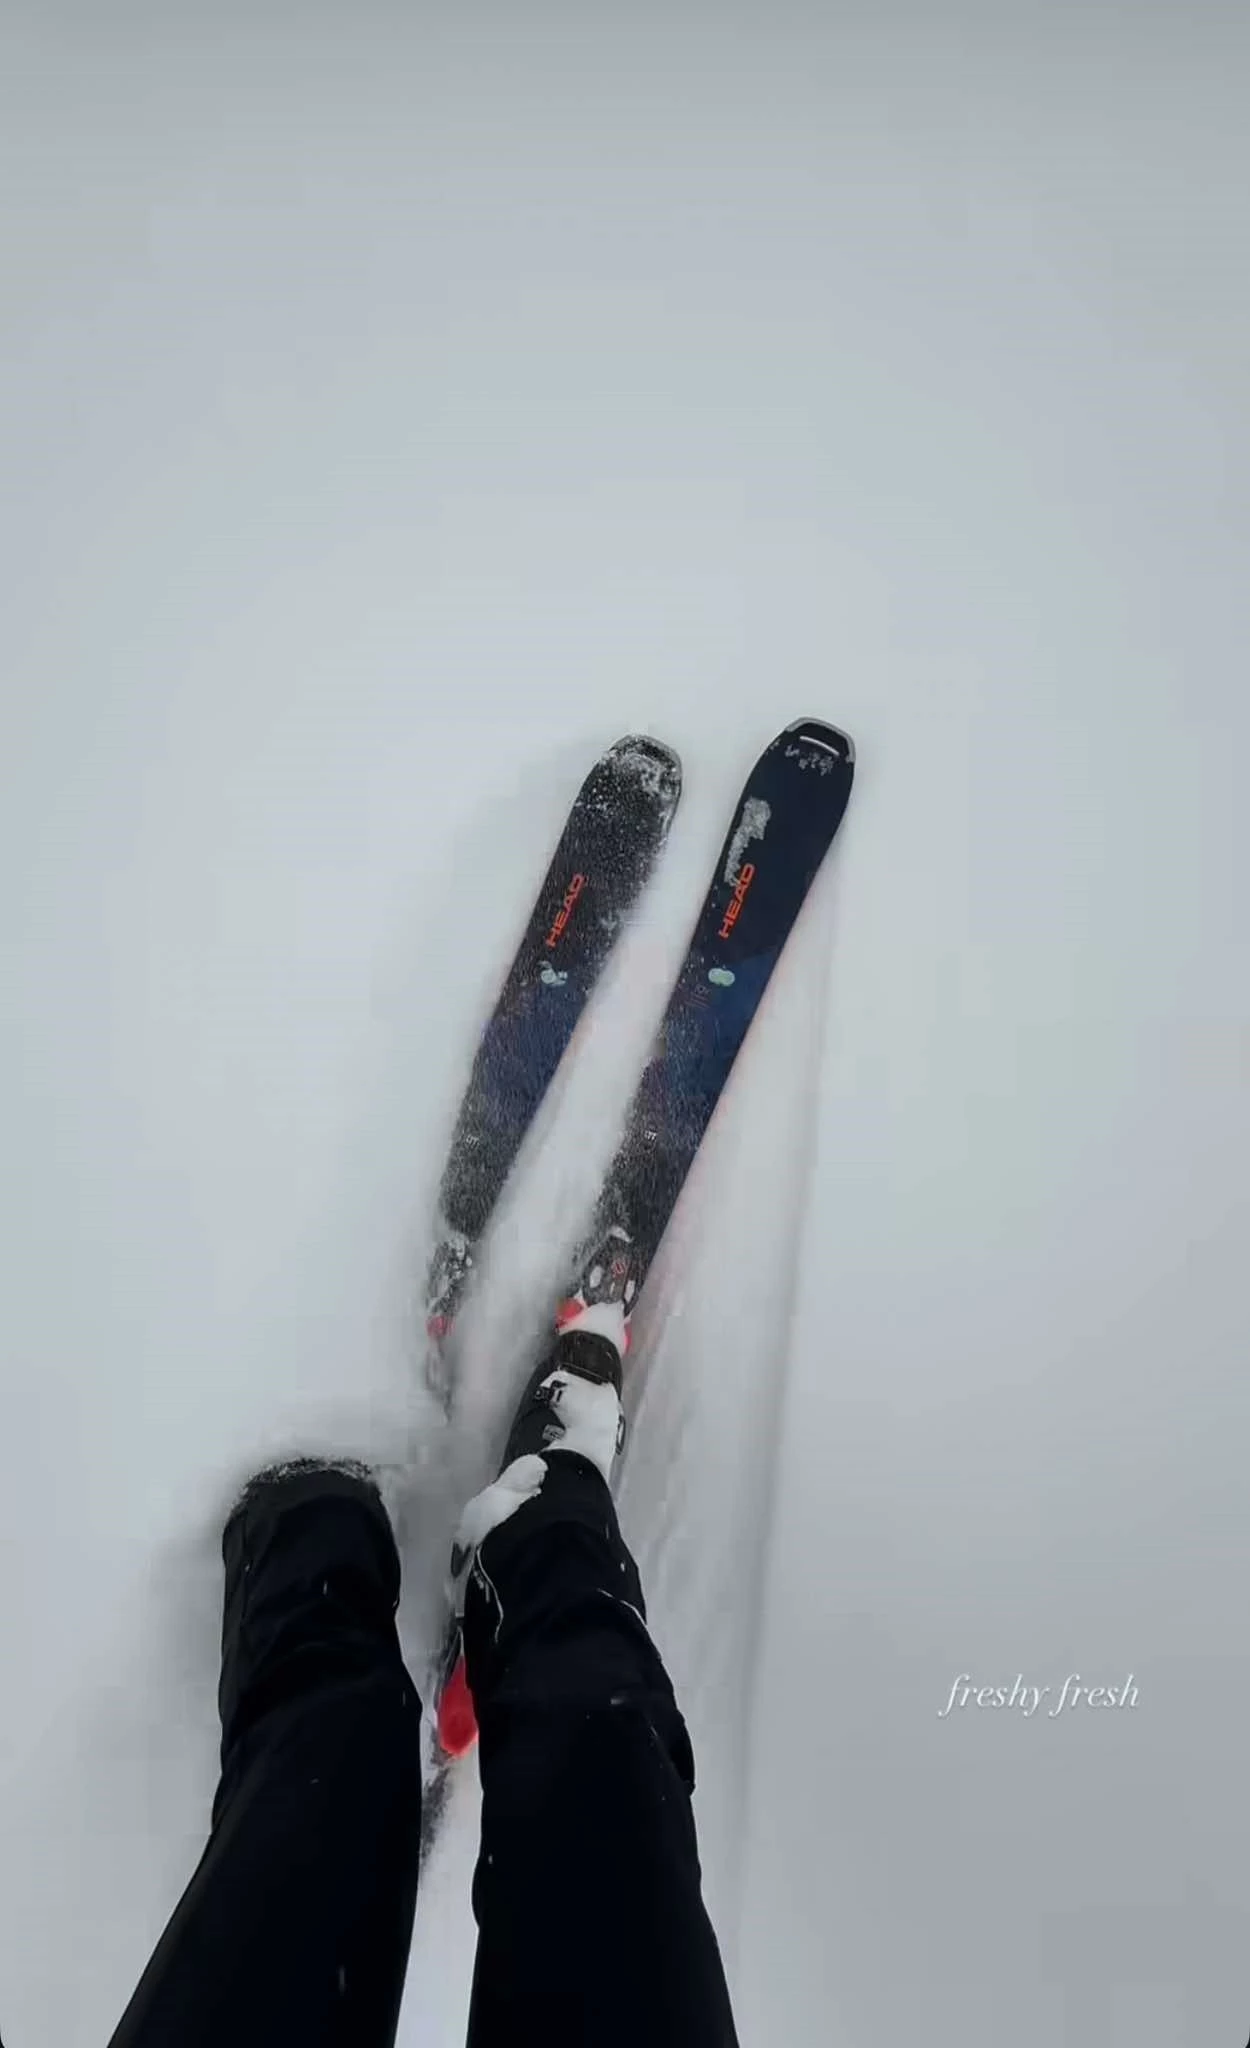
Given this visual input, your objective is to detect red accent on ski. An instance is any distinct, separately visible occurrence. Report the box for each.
[553,1297,633,1354]
[437,1653,479,1758]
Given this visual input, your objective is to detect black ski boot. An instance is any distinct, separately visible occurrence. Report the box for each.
[501,1328,625,1473]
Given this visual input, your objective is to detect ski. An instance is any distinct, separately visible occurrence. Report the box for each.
[433,716,855,1764]
[422,735,683,1406]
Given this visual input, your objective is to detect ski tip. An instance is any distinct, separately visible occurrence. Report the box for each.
[613,733,680,763]
[605,735,683,796]
[436,1655,480,1759]
[784,717,855,767]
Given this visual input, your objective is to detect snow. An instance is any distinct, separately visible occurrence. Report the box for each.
[451,1455,548,1595]
[538,1370,625,1480]
[604,737,684,806]
[3,11,1249,2048]
[722,797,772,886]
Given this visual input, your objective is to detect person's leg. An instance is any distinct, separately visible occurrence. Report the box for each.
[462,1446,740,2048]
[109,1461,422,2048]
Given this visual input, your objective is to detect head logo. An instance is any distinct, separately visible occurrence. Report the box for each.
[545,873,586,950]
[717,862,756,941]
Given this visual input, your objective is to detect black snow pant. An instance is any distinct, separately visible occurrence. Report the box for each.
[108,1454,738,2048]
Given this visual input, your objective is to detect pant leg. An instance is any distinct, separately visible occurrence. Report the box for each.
[109,1462,423,2048]
[462,1452,739,2048]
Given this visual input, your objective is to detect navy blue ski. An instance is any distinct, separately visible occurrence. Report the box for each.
[422,736,682,1403]
[553,715,855,1337]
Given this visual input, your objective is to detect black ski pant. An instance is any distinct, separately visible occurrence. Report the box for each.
[108,1454,738,2048]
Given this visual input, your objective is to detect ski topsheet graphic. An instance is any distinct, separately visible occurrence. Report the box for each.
[422,735,683,1404]
[431,717,855,1770]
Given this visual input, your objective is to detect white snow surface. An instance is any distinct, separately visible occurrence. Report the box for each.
[3,13,1250,2048]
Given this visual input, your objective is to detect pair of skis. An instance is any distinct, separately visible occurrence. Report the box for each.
[420,718,854,1794]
